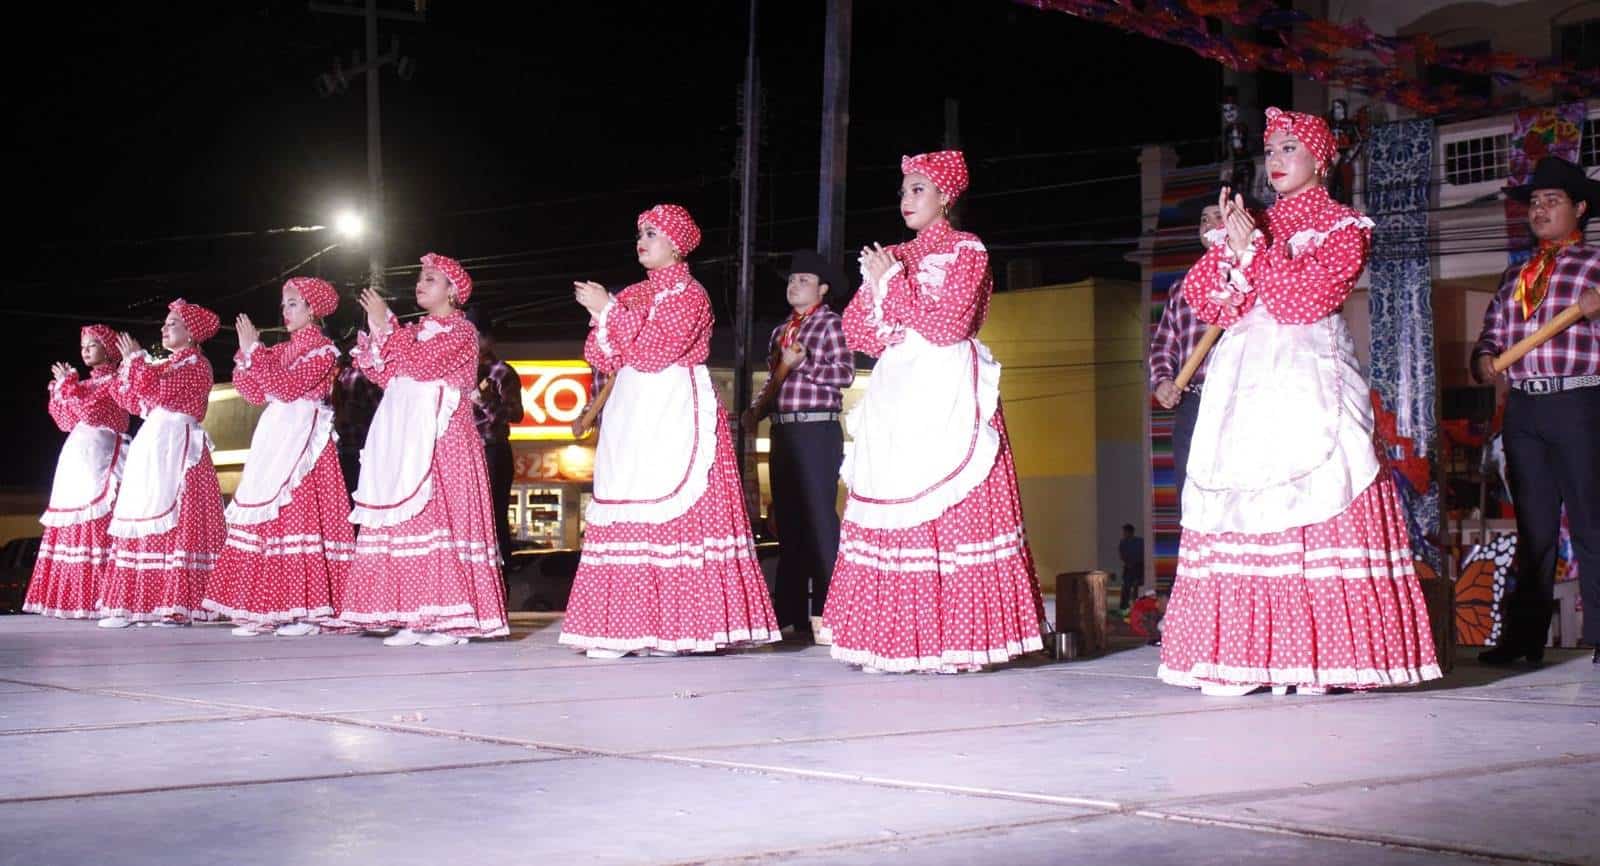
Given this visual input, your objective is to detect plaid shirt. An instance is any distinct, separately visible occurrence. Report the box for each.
[472,354,524,444]
[1148,287,1210,390]
[755,305,854,415]
[1473,242,1600,380]
[331,362,383,449]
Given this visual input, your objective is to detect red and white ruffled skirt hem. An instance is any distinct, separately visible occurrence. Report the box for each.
[822,415,1046,673]
[339,420,508,639]
[1157,475,1441,691]
[98,455,225,623]
[24,515,115,619]
[559,409,779,654]
[202,447,353,627]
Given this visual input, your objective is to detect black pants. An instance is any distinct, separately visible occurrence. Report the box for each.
[769,420,844,630]
[1501,388,1600,647]
[1171,387,1202,522]
[485,440,516,567]
[1119,570,1144,609]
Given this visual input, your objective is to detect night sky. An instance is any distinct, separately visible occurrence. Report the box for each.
[9,0,1247,488]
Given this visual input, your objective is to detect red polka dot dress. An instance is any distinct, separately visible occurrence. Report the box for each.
[340,311,508,638]
[1159,184,1441,691]
[558,260,780,654]
[101,346,226,624]
[824,219,1046,673]
[202,327,353,630]
[24,364,129,618]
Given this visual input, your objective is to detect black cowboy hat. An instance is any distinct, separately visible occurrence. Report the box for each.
[1507,156,1600,227]
[787,249,849,296]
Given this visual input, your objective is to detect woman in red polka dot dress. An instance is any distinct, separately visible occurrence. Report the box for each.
[98,300,227,628]
[24,325,130,619]
[202,277,354,637]
[823,150,1046,674]
[1159,108,1441,696]
[559,204,779,658]
[341,254,509,647]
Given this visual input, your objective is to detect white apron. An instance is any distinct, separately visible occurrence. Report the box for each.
[586,364,717,527]
[41,425,129,528]
[841,332,1002,530]
[349,377,459,529]
[225,398,335,526]
[1182,304,1380,535]
[109,408,211,540]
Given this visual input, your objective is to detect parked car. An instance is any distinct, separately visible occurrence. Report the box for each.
[0,536,41,614]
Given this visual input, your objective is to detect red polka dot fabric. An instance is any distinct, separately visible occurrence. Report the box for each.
[1165,183,1441,691]
[900,150,969,201]
[282,277,339,318]
[168,299,220,345]
[98,347,224,624]
[1158,477,1442,689]
[420,253,474,304]
[562,263,779,653]
[829,220,1046,673]
[203,327,353,629]
[340,311,508,638]
[26,364,130,618]
[637,204,701,257]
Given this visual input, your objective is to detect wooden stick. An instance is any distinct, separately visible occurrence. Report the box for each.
[1174,325,1222,391]
[746,354,799,424]
[1493,301,1587,374]
[571,374,618,439]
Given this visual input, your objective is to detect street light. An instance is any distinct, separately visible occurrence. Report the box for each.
[335,210,365,240]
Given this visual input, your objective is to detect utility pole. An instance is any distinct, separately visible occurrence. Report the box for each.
[311,0,422,292]
[815,0,851,263]
[733,0,761,494]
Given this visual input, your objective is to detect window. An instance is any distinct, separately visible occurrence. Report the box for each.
[1426,40,1493,103]
[1444,133,1511,185]
[1557,19,1600,69]
[1584,118,1599,168]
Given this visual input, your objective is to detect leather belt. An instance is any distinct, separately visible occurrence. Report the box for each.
[772,411,840,424]
[1511,375,1600,395]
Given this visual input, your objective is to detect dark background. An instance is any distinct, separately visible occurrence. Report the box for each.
[8,0,1266,488]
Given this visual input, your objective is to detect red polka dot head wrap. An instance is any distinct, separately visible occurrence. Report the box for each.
[420,253,473,304]
[1263,107,1336,169]
[637,204,701,257]
[900,150,970,201]
[168,299,219,344]
[283,276,339,318]
[81,324,121,366]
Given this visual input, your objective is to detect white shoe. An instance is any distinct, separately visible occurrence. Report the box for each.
[643,648,677,657]
[96,616,130,629]
[382,629,422,647]
[149,621,181,628]
[231,625,266,637]
[585,647,628,659]
[1199,682,1259,697]
[417,632,465,647]
[275,622,320,637]
[1271,685,1290,696]
[859,665,887,675]
[1299,685,1329,695]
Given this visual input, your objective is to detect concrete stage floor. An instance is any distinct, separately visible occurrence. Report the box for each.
[1,612,1596,865]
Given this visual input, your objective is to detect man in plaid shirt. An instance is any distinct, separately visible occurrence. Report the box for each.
[1470,157,1600,666]
[746,250,855,639]
[1149,203,1224,519]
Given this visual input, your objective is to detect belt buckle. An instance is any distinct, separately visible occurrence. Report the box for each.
[1523,377,1554,394]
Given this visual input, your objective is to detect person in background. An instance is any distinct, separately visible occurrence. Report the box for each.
[1118,523,1145,613]
[466,307,525,568]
